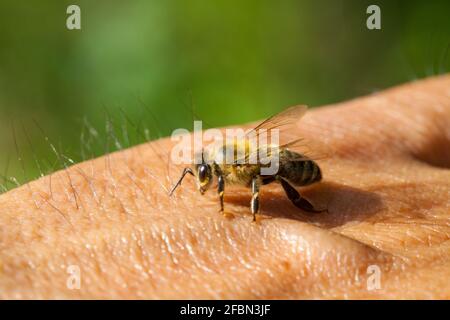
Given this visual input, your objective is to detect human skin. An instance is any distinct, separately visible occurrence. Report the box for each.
[0,75,449,299]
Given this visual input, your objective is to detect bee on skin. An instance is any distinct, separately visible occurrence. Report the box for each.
[169,105,324,221]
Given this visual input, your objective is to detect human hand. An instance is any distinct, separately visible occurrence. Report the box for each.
[0,75,449,299]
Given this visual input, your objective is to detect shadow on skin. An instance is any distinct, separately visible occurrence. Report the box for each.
[411,132,450,169]
[226,181,384,228]
[365,181,450,220]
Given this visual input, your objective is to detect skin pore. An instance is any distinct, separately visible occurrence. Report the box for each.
[0,75,449,299]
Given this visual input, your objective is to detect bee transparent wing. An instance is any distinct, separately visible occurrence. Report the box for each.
[233,105,312,164]
[248,105,308,141]
[279,138,330,162]
[234,138,329,165]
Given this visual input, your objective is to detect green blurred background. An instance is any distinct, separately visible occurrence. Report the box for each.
[0,0,449,188]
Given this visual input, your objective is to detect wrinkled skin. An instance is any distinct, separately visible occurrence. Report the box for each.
[0,75,449,299]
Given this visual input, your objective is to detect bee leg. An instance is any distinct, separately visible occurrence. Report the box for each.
[279,177,322,213]
[251,177,261,222]
[169,167,194,196]
[218,175,225,213]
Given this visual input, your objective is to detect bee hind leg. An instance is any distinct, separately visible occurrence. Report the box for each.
[279,177,323,213]
[218,175,225,213]
[251,177,261,222]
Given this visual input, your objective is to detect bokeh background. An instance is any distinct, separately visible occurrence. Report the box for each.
[0,0,449,188]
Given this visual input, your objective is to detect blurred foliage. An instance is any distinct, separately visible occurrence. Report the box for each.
[0,0,449,186]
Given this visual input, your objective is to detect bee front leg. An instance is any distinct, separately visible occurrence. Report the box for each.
[218,175,225,213]
[251,176,261,222]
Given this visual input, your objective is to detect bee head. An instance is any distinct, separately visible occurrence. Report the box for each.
[195,163,212,195]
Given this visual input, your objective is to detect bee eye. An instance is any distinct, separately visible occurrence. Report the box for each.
[198,165,208,182]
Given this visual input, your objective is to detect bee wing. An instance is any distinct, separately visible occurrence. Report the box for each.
[279,138,330,162]
[234,138,329,165]
[248,105,308,142]
[233,105,317,164]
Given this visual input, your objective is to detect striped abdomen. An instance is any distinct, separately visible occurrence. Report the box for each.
[277,149,322,186]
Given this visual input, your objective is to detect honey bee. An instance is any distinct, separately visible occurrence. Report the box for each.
[169,105,325,221]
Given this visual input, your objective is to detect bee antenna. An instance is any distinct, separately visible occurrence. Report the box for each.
[169,167,194,196]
